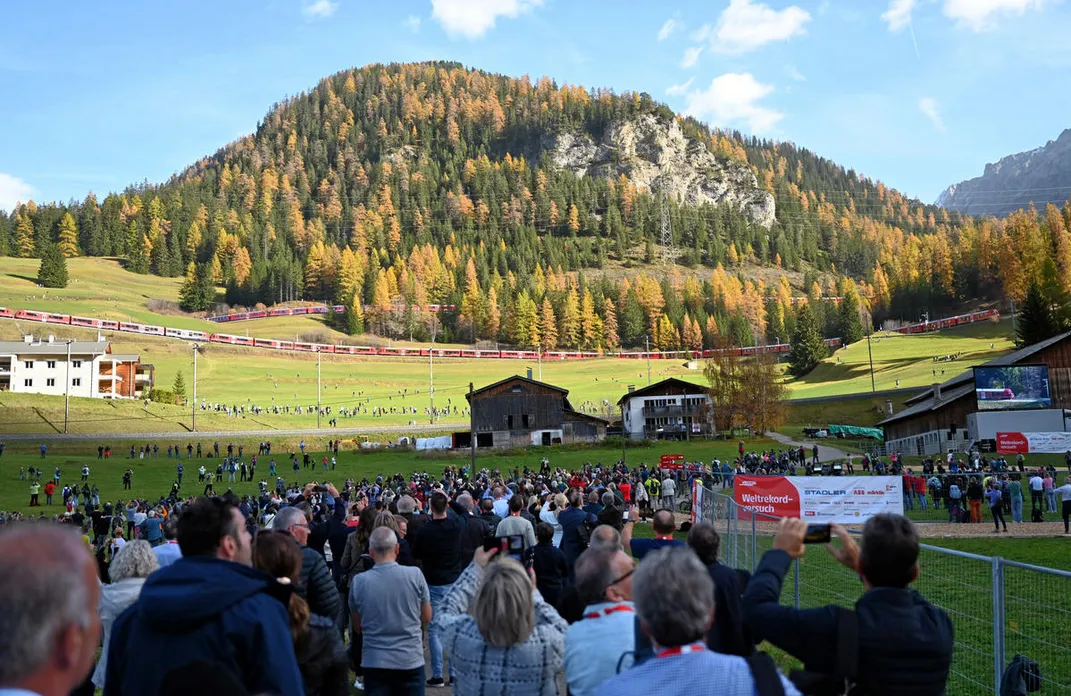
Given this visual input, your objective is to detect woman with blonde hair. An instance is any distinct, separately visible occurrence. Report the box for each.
[254,530,348,696]
[433,547,568,695]
[92,540,158,690]
[539,493,567,547]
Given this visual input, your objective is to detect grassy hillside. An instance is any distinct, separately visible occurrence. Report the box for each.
[0,256,455,346]
[0,322,704,433]
[788,319,1013,399]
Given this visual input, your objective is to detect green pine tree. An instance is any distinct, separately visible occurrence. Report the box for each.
[838,291,865,345]
[37,243,69,288]
[172,371,187,402]
[1015,282,1061,348]
[126,220,149,274]
[788,303,827,377]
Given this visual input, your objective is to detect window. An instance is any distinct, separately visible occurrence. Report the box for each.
[24,361,33,369]
[522,414,530,428]
[47,360,56,369]
[507,414,514,429]
[46,378,55,387]
[23,379,32,387]
[72,360,82,368]
[72,378,81,387]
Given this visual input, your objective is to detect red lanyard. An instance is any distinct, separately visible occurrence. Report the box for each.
[584,604,635,620]
[657,642,707,659]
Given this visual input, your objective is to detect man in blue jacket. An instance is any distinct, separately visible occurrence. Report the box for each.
[743,514,953,696]
[104,496,304,696]
[558,490,597,570]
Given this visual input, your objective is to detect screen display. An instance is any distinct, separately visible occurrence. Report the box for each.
[973,365,1051,411]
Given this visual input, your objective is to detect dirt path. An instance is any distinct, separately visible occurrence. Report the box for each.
[769,431,852,463]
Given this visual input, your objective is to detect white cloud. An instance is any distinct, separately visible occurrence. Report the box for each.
[430,0,543,39]
[881,0,916,31]
[690,24,713,41]
[403,14,422,32]
[680,45,704,68]
[302,0,338,19]
[919,97,946,132]
[0,173,35,212]
[666,78,695,96]
[683,73,784,134]
[787,65,806,81]
[943,0,1048,31]
[710,0,811,54]
[658,18,678,41]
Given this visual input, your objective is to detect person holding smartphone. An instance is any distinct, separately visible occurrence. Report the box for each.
[742,515,953,695]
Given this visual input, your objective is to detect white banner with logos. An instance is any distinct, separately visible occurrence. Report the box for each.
[734,475,904,523]
[997,431,1071,454]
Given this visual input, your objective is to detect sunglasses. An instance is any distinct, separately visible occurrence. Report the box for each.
[609,566,635,586]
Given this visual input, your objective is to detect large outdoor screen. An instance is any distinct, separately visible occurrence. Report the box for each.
[973,365,1052,411]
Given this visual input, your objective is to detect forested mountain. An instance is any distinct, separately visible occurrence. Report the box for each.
[2,61,1069,351]
[937,129,1071,218]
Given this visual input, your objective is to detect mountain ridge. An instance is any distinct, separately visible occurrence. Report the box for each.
[936,129,1071,217]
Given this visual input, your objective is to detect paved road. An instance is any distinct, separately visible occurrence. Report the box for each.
[769,431,851,462]
[1,423,451,442]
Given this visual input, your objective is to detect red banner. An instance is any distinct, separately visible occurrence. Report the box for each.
[996,432,1029,454]
[660,454,685,468]
[733,476,801,519]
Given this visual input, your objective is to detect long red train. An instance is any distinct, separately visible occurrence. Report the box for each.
[207,303,458,323]
[0,306,997,361]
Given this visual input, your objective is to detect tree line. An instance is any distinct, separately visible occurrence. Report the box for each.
[1,61,1064,352]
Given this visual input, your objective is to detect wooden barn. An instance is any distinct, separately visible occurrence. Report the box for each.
[881,330,1071,456]
[465,375,607,449]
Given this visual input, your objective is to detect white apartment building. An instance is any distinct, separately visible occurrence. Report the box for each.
[0,335,153,399]
[617,377,712,440]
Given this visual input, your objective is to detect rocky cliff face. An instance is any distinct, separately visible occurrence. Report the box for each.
[937,129,1071,217]
[545,113,776,228]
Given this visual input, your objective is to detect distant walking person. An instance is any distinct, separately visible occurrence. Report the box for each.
[1054,476,1071,534]
[986,482,1007,532]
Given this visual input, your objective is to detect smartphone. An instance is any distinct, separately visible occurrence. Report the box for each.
[504,534,525,561]
[803,523,831,544]
[482,534,526,559]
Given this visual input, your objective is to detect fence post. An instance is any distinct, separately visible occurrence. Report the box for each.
[991,556,1005,695]
[751,513,757,573]
[794,557,801,610]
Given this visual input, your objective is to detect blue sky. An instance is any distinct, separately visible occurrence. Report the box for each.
[2,0,1071,212]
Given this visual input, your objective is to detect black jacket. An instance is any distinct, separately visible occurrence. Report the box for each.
[457,513,490,568]
[532,540,568,606]
[411,513,463,586]
[298,542,343,630]
[743,549,954,696]
[297,613,349,696]
[705,561,753,657]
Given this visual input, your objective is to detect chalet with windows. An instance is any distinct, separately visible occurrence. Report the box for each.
[465,375,607,448]
[616,377,711,440]
[0,335,153,399]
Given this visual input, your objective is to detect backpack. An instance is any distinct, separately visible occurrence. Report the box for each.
[575,517,597,550]
[1031,507,1044,523]
[1001,654,1042,696]
[789,608,859,695]
[746,652,787,696]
